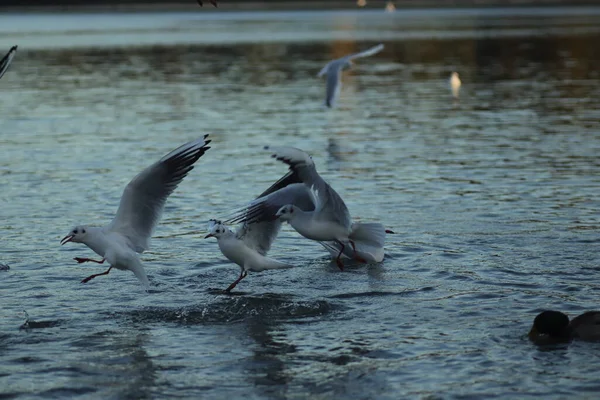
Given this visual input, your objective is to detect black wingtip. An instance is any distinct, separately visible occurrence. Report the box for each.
[385,229,395,234]
[204,134,209,139]
[10,45,17,52]
[263,145,270,150]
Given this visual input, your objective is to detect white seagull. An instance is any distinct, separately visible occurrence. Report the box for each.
[0,45,18,80]
[60,136,211,287]
[205,172,304,292]
[450,71,461,100]
[318,43,384,108]
[227,147,393,270]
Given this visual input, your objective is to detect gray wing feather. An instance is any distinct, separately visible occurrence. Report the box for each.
[345,44,384,61]
[225,172,313,255]
[109,136,211,252]
[235,220,282,256]
[264,146,352,229]
[226,183,316,226]
[0,46,17,80]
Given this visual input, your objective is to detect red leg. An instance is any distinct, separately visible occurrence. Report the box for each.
[81,266,113,284]
[349,240,368,264]
[225,270,248,292]
[335,240,345,271]
[74,257,105,264]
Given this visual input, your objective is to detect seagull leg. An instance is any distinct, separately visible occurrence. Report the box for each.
[81,266,113,284]
[349,240,368,264]
[335,240,345,271]
[74,257,105,264]
[225,270,248,293]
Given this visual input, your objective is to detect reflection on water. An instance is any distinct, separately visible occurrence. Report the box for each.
[1,7,600,400]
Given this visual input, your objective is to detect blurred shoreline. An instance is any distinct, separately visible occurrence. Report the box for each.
[0,0,598,13]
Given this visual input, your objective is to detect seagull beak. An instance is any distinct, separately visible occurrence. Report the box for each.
[60,235,74,245]
[204,233,213,239]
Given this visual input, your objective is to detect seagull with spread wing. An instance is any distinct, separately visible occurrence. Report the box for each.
[226,146,393,271]
[60,136,211,287]
[317,43,384,108]
[204,172,305,292]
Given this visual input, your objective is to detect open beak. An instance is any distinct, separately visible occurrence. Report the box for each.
[204,233,213,239]
[60,235,74,245]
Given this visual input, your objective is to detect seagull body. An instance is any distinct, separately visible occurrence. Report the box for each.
[227,147,393,270]
[0,45,18,80]
[61,136,211,287]
[450,71,461,99]
[317,43,384,108]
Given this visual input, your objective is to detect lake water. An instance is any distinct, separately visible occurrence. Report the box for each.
[1,6,600,399]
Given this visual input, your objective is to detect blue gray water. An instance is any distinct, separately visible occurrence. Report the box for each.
[1,7,600,399]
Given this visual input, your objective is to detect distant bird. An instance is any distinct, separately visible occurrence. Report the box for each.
[385,1,396,12]
[357,0,367,7]
[450,71,461,100]
[0,45,18,81]
[317,43,384,108]
[197,0,218,7]
[528,310,600,345]
[60,136,211,288]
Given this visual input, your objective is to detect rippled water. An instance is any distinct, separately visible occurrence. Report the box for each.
[2,7,600,399]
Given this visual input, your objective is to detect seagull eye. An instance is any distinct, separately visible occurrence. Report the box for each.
[82,229,86,234]
[290,208,294,213]
[73,229,77,234]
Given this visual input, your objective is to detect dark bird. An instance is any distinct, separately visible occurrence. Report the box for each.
[528,310,600,345]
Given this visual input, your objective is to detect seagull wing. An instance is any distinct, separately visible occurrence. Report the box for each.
[263,146,352,229]
[108,136,211,252]
[0,46,18,80]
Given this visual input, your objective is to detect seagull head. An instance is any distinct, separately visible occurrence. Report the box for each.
[204,221,230,239]
[61,225,89,245]
[275,205,297,222]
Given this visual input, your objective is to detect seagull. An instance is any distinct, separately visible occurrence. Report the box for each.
[227,147,393,270]
[60,136,211,287]
[205,171,304,292]
[204,218,294,293]
[0,45,18,81]
[317,43,384,108]
[197,0,218,7]
[450,71,461,100]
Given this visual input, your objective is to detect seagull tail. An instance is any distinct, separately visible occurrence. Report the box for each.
[248,256,294,272]
[319,223,389,263]
[129,258,150,288]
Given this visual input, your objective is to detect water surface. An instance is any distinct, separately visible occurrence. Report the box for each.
[1,7,600,399]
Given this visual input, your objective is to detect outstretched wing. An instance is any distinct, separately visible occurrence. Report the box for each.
[224,171,314,255]
[227,183,316,226]
[0,45,18,80]
[263,146,351,229]
[345,43,385,62]
[235,220,282,256]
[108,136,211,252]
